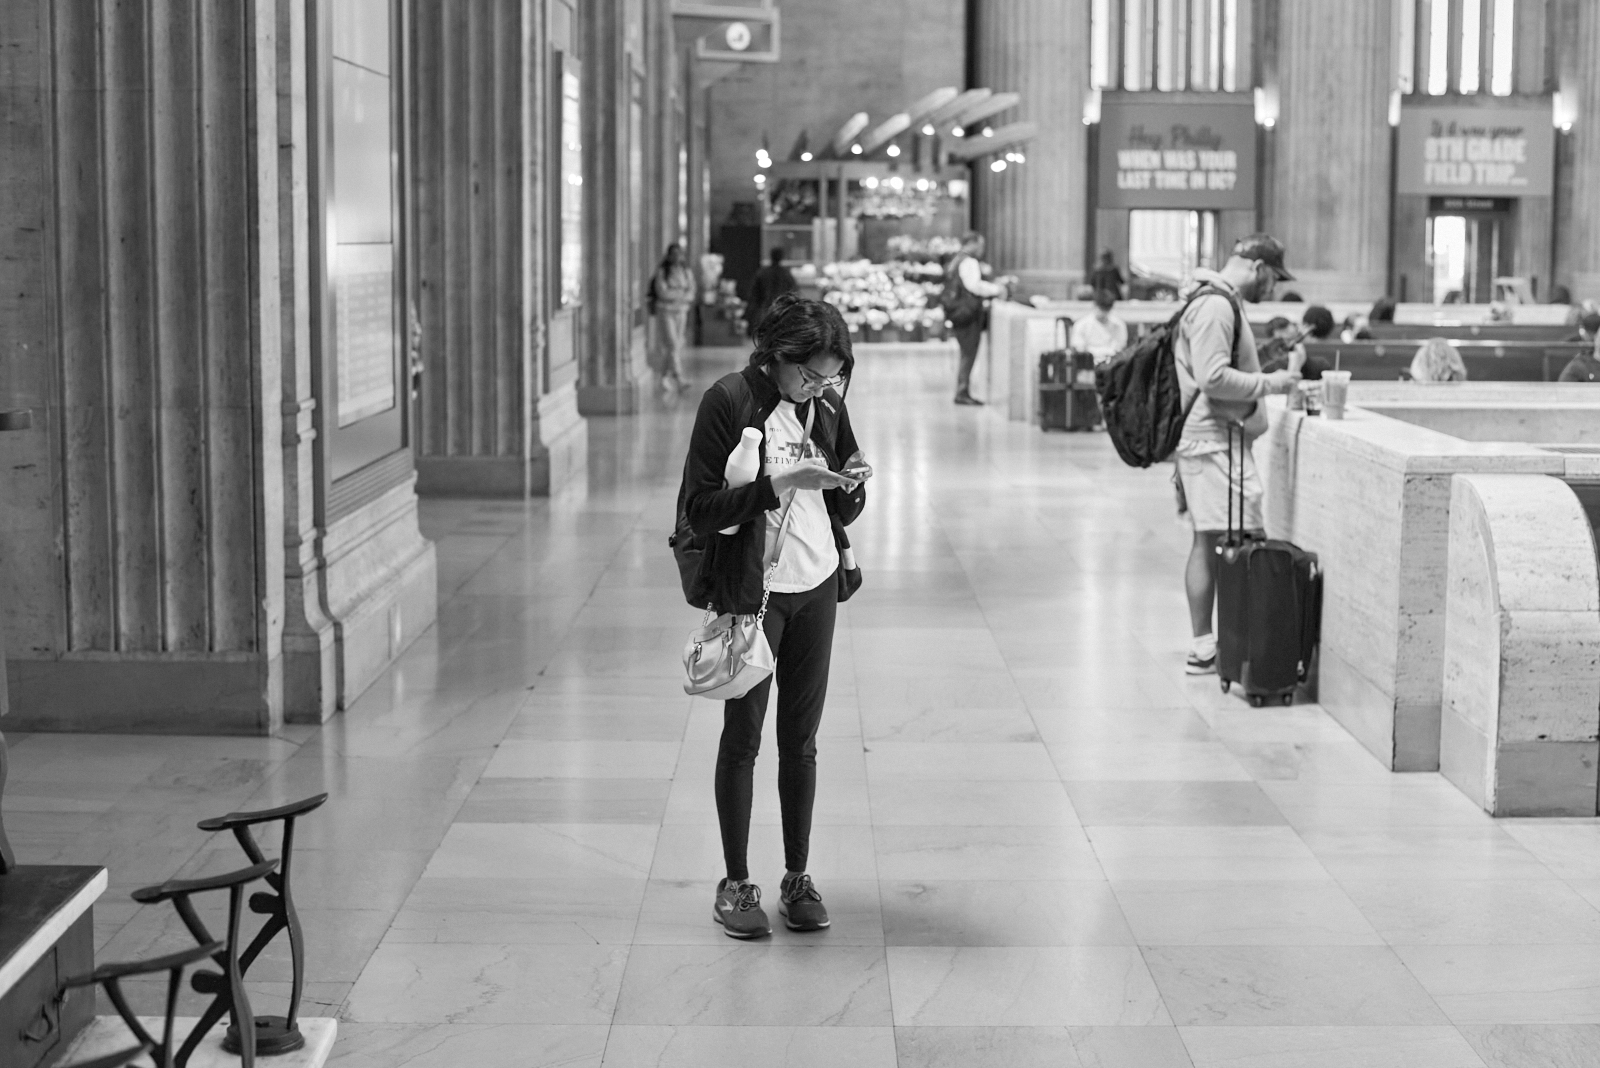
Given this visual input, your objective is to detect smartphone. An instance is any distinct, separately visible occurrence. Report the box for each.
[840,460,873,487]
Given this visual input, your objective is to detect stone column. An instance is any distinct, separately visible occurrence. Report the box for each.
[0,0,287,732]
[1567,0,1600,300]
[409,0,588,495]
[972,0,1091,298]
[1271,0,1393,301]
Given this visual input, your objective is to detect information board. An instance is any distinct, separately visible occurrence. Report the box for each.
[1097,95,1257,211]
[335,243,396,427]
[1396,103,1553,198]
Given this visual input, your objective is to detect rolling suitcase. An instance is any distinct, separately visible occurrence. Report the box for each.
[1215,426,1323,706]
[1039,319,1100,431]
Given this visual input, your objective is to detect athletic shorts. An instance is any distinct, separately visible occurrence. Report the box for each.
[1176,445,1263,533]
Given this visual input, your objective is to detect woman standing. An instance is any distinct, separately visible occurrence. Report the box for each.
[677,294,870,938]
[651,244,697,395]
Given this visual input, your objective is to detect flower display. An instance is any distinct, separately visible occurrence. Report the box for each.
[818,257,950,339]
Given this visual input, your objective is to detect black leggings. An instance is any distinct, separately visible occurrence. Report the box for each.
[715,577,837,881]
[953,318,984,394]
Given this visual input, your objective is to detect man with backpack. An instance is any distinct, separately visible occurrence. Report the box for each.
[942,231,1011,406]
[1173,234,1301,676]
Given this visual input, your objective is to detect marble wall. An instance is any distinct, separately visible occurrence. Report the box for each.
[1440,474,1600,816]
[1261,403,1563,771]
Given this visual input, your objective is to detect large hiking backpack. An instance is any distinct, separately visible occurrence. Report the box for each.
[936,255,984,328]
[1094,285,1240,468]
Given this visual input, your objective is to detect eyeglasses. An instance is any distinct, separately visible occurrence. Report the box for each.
[796,364,847,392]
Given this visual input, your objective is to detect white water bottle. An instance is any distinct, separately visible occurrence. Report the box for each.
[720,427,763,534]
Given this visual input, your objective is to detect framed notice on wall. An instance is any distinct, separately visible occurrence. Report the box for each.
[1097,94,1257,211]
[1395,103,1553,198]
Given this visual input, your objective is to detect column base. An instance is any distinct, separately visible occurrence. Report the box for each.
[415,385,588,497]
[577,379,646,416]
[5,655,283,734]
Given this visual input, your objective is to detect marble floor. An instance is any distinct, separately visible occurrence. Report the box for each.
[9,345,1600,1068]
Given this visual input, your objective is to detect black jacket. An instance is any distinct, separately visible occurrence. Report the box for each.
[678,365,865,614]
[746,265,799,332]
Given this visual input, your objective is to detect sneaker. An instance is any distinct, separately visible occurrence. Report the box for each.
[953,392,984,406]
[777,873,831,931]
[1186,651,1217,675]
[713,878,771,939]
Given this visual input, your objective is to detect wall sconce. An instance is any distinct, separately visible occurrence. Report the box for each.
[1553,90,1577,133]
[1253,86,1278,129]
[1082,88,1102,126]
[1388,89,1402,128]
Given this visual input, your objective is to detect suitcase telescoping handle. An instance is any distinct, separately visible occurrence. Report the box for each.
[1056,316,1072,352]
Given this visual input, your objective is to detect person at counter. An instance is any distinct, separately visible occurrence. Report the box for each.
[1088,249,1126,300]
[1070,290,1129,364]
[1559,329,1600,382]
[1563,311,1600,347]
[944,231,1012,406]
[1410,338,1468,382]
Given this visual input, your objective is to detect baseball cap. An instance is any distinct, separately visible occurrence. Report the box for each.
[1581,312,1600,336]
[1233,233,1295,281]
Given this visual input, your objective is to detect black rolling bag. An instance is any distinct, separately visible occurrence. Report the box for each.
[1214,425,1323,706]
[1039,319,1100,431]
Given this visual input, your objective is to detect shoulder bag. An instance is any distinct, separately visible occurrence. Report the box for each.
[680,403,811,700]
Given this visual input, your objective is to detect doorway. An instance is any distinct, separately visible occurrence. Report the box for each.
[1425,199,1512,304]
[1128,209,1218,289]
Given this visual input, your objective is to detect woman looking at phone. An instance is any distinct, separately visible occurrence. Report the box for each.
[677,293,870,939]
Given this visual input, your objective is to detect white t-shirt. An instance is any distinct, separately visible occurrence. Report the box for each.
[761,400,840,593]
[1070,313,1129,363]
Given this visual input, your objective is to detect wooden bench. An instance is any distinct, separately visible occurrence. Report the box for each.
[1302,341,1593,382]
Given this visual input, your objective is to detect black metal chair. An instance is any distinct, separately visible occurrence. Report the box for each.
[195,792,328,1055]
[55,941,219,1068]
[130,860,277,1068]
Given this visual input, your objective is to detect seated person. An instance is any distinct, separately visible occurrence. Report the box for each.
[1369,296,1397,324]
[1564,311,1600,345]
[1262,306,1333,380]
[1410,337,1468,382]
[1559,333,1600,382]
[1069,289,1129,364]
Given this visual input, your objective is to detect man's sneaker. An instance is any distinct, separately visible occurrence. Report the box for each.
[1186,651,1217,675]
[713,878,771,939]
[777,873,831,931]
[953,392,984,406]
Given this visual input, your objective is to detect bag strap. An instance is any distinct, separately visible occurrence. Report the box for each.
[754,400,815,625]
[1175,283,1245,428]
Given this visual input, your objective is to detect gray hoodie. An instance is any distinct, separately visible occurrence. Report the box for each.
[1174,269,1274,445]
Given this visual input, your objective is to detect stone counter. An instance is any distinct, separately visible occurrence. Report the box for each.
[1261,399,1564,771]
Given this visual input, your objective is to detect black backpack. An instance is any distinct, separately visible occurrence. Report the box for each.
[1094,286,1240,468]
[936,255,985,328]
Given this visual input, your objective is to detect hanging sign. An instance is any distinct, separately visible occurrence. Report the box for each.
[1396,103,1553,198]
[1097,95,1256,210]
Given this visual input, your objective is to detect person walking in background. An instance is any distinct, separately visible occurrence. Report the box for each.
[1172,234,1301,676]
[1070,289,1129,365]
[945,231,1009,406]
[1088,248,1125,299]
[746,247,798,339]
[678,295,869,940]
[1410,337,1468,382]
[651,243,697,396]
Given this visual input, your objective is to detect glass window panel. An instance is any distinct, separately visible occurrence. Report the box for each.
[331,0,390,74]
[1156,0,1176,91]
[1460,0,1481,93]
[332,61,393,245]
[1398,0,1416,93]
[1091,0,1111,88]
[1491,0,1515,95]
[1125,0,1145,90]
[1428,0,1450,95]
[560,64,583,307]
[1222,0,1238,90]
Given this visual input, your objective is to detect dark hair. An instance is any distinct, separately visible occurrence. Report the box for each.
[1582,313,1600,337]
[1278,290,1304,303]
[1302,304,1336,339]
[659,243,683,271]
[1369,296,1397,322]
[748,293,855,379]
[769,247,786,265]
[1093,289,1116,311]
[1266,316,1292,333]
[1551,284,1573,305]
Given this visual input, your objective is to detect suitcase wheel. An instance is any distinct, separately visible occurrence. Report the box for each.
[1281,694,1294,707]
[1249,694,1264,708]
[1219,679,1231,694]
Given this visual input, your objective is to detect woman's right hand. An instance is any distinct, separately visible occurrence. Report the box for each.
[770,463,856,494]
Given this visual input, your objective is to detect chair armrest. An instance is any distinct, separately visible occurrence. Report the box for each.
[130,860,277,903]
[197,792,328,832]
[60,942,223,989]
